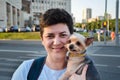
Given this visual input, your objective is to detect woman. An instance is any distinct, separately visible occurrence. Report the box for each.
[11,8,99,80]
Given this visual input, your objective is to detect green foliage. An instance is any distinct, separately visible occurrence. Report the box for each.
[0,32,111,41]
[74,23,82,28]
[77,19,120,32]
[0,32,40,40]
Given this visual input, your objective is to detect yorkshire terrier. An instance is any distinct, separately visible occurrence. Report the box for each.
[59,33,100,80]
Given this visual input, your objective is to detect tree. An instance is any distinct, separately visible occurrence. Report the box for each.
[74,23,82,28]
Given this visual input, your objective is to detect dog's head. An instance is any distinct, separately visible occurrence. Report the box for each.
[65,33,94,54]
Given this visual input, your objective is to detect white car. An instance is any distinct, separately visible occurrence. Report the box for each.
[0,27,3,32]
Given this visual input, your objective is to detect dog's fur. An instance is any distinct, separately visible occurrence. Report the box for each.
[59,33,100,80]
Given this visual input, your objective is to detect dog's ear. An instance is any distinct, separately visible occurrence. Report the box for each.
[85,37,94,46]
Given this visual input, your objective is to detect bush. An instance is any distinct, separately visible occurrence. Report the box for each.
[0,32,40,40]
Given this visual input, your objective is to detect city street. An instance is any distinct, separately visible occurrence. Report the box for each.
[0,40,120,80]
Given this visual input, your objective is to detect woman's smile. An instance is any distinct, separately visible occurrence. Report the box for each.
[52,46,65,52]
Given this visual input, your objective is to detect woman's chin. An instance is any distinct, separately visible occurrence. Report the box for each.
[54,53,66,58]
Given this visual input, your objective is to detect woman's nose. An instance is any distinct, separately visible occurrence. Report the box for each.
[53,37,61,45]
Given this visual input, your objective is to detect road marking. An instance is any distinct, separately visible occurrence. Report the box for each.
[88,53,120,58]
[117,66,120,68]
[0,49,120,57]
[95,64,108,67]
[96,64,120,69]
[0,57,23,62]
[0,49,39,53]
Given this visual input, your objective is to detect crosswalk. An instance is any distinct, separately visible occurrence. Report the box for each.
[0,50,46,80]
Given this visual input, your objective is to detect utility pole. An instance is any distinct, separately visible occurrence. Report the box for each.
[105,0,107,19]
[115,0,119,46]
[104,0,107,45]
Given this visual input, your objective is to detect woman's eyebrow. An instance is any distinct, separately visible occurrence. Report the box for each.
[60,31,67,34]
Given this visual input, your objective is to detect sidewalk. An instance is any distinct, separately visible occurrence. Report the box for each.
[92,41,120,47]
[87,41,120,57]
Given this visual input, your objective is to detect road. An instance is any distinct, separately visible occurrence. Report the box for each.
[0,40,120,80]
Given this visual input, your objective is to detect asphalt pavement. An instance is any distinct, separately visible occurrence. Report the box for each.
[0,40,120,80]
[87,41,120,80]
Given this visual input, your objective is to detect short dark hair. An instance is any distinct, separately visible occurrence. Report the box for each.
[40,8,73,37]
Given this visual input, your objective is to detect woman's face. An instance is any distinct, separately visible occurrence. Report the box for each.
[41,23,71,59]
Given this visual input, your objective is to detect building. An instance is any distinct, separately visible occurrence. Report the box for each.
[82,8,92,23]
[97,13,112,21]
[0,0,22,28]
[0,0,72,29]
[30,0,71,25]
[21,0,31,27]
[87,18,97,23]
[96,16,104,21]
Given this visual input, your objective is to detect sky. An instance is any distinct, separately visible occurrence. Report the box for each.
[71,0,119,22]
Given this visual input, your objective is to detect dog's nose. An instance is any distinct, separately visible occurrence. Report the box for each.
[69,44,74,49]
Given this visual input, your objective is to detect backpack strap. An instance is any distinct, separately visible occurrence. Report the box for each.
[27,56,46,80]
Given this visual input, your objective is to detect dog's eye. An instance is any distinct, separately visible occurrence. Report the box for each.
[67,40,71,43]
[76,41,81,46]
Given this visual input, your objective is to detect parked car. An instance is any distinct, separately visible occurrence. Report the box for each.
[3,27,8,32]
[74,27,84,32]
[0,27,3,32]
[26,26,31,32]
[19,27,26,32]
[19,26,31,32]
[0,26,8,32]
[9,25,18,32]
[35,25,40,31]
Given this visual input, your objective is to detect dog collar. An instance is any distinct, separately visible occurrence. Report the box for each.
[80,50,86,54]
[69,52,86,57]
[66,50,86,58]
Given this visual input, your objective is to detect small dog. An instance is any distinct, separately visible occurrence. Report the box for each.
[59,33,100,80]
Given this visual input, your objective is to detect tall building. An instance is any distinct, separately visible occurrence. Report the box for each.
[82,8,92,23]
[30,0,71,25]
[0,0,22,28]
[97,16,104,21]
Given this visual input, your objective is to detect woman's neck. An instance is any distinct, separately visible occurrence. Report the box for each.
[45,56,67,70]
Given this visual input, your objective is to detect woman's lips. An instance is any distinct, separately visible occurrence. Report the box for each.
[52,47,64,51]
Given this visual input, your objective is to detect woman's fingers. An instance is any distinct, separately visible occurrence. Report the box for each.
[81,64,88,76]
[69,64,88,80]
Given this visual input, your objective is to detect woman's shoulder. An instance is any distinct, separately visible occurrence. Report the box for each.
[23,59,34,65]
[17,59,35,71]
[11,59,35,80]
[19,59,35,70]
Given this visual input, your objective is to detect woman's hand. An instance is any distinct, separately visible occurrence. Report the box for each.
[69,65,88,80]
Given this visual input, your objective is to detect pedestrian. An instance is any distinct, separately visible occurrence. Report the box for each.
[89,30,94,38]
[88,30,94,45]
[11,8,100,80]
[110,31,115,41]
[97,31,101,42]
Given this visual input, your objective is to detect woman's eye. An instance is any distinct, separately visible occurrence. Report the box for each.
[47,35,54,39]
[60,34,67,38]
